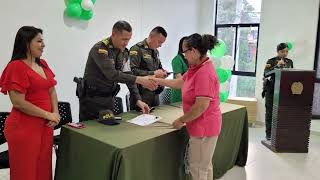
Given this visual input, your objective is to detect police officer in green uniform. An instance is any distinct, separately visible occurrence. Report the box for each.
[79,21,157,121]
[129,26,168,110]
[262,43,294,140]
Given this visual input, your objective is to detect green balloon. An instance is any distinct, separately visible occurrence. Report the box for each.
[216,68,228,83]
[287,42,293,50]
[68,0,82,4]
[66,3,82,17]
[91,0,97,4]
[220,91,229,102]
[80,10,93,20]
[226,70,232,80]
[210,39,226,58]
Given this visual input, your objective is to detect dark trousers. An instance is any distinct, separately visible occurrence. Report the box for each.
[79,96,114,121]
[130,89,159,111]
[141,90,159,107]
[264,88,274,138]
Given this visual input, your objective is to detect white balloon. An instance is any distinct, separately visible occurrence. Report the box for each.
[212,57,222,68]
[220,55,235,70]
[220,81,230,92]
[81,0,94,11]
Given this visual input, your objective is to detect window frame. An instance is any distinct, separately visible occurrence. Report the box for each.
[214,0,261,98]
[312,15,320,119]
[214,0,261,77]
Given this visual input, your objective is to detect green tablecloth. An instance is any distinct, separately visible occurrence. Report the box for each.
[54,103,248,180]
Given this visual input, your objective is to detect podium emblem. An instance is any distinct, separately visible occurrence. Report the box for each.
[291,82,303,95]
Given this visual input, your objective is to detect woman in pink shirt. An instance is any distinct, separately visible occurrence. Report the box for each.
[152,33,221,180]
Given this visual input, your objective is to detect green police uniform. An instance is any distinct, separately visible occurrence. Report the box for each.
[129,39,163,109]
[263,57,293,139]
[79,37,141,121]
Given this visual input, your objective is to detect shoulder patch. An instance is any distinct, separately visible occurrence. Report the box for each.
[98,49,108,55]
[130,51,138,56]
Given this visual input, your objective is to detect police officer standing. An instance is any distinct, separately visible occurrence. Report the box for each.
[79,20,157,121]
[129,26,168,110]
[262,43,294,140]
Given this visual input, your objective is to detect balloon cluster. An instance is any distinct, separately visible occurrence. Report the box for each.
[286,42,293,51]
[65,0,96,20]
[210,40,234,102]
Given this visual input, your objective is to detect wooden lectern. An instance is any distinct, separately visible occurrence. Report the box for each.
[261,69,316,153]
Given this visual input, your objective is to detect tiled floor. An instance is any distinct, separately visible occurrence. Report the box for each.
[1,124,320,180]
[311,120,320,134]
[219,125,320,180]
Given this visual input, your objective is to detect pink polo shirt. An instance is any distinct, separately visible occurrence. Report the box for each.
[182,58,222,137]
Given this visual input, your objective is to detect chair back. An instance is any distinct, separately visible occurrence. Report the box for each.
[113,97,123,115]
[55,102,72,130]
[159,88,172,105]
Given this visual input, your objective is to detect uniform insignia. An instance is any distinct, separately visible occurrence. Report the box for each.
[130,51,138,56]
[143,54,152,59]
[98,49,108,55]
[265,64,271,68]
[291,82,303,95]
[102,39,109,46]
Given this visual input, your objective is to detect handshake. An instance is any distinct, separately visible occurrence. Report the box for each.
[135,69,169,91]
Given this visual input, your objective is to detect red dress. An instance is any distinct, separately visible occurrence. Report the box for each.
[0,59,57,180]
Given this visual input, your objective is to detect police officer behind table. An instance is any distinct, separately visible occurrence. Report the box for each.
[129,26,168,110]
[262,43,294,140]
[79,20,157,122]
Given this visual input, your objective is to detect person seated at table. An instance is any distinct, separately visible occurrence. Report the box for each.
[151,33,221,180]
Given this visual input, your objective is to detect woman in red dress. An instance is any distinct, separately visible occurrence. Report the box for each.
[0,26,60,180]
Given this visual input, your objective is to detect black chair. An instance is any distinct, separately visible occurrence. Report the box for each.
[113,97,123,115]
[0,112,10,169]
[125,93,131,111]
[54,102,72,154]
[159,88,172,105]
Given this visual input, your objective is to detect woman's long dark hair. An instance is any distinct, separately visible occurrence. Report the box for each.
[10,26,44,67]
[177,36,189,67]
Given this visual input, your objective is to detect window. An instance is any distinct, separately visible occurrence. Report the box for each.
[312,18,320,118]
[215,0,262,98]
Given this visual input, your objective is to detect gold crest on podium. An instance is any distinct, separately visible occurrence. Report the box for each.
[291,82,303,95]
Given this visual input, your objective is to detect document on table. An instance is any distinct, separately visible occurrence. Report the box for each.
[127,114,162,126]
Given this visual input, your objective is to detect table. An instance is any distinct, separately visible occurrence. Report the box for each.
[54,103,248,180]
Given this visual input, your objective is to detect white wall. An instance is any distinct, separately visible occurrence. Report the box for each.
[0,0,208,121]
[198,0,216,34]
[255,0,320,122]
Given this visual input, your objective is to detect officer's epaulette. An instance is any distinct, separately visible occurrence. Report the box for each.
[102,38,109,46]
[135,42,146,49]
[137,42,144,47]
[102,38,114,48]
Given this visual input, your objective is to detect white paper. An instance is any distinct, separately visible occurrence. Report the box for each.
[127,114,161,126]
